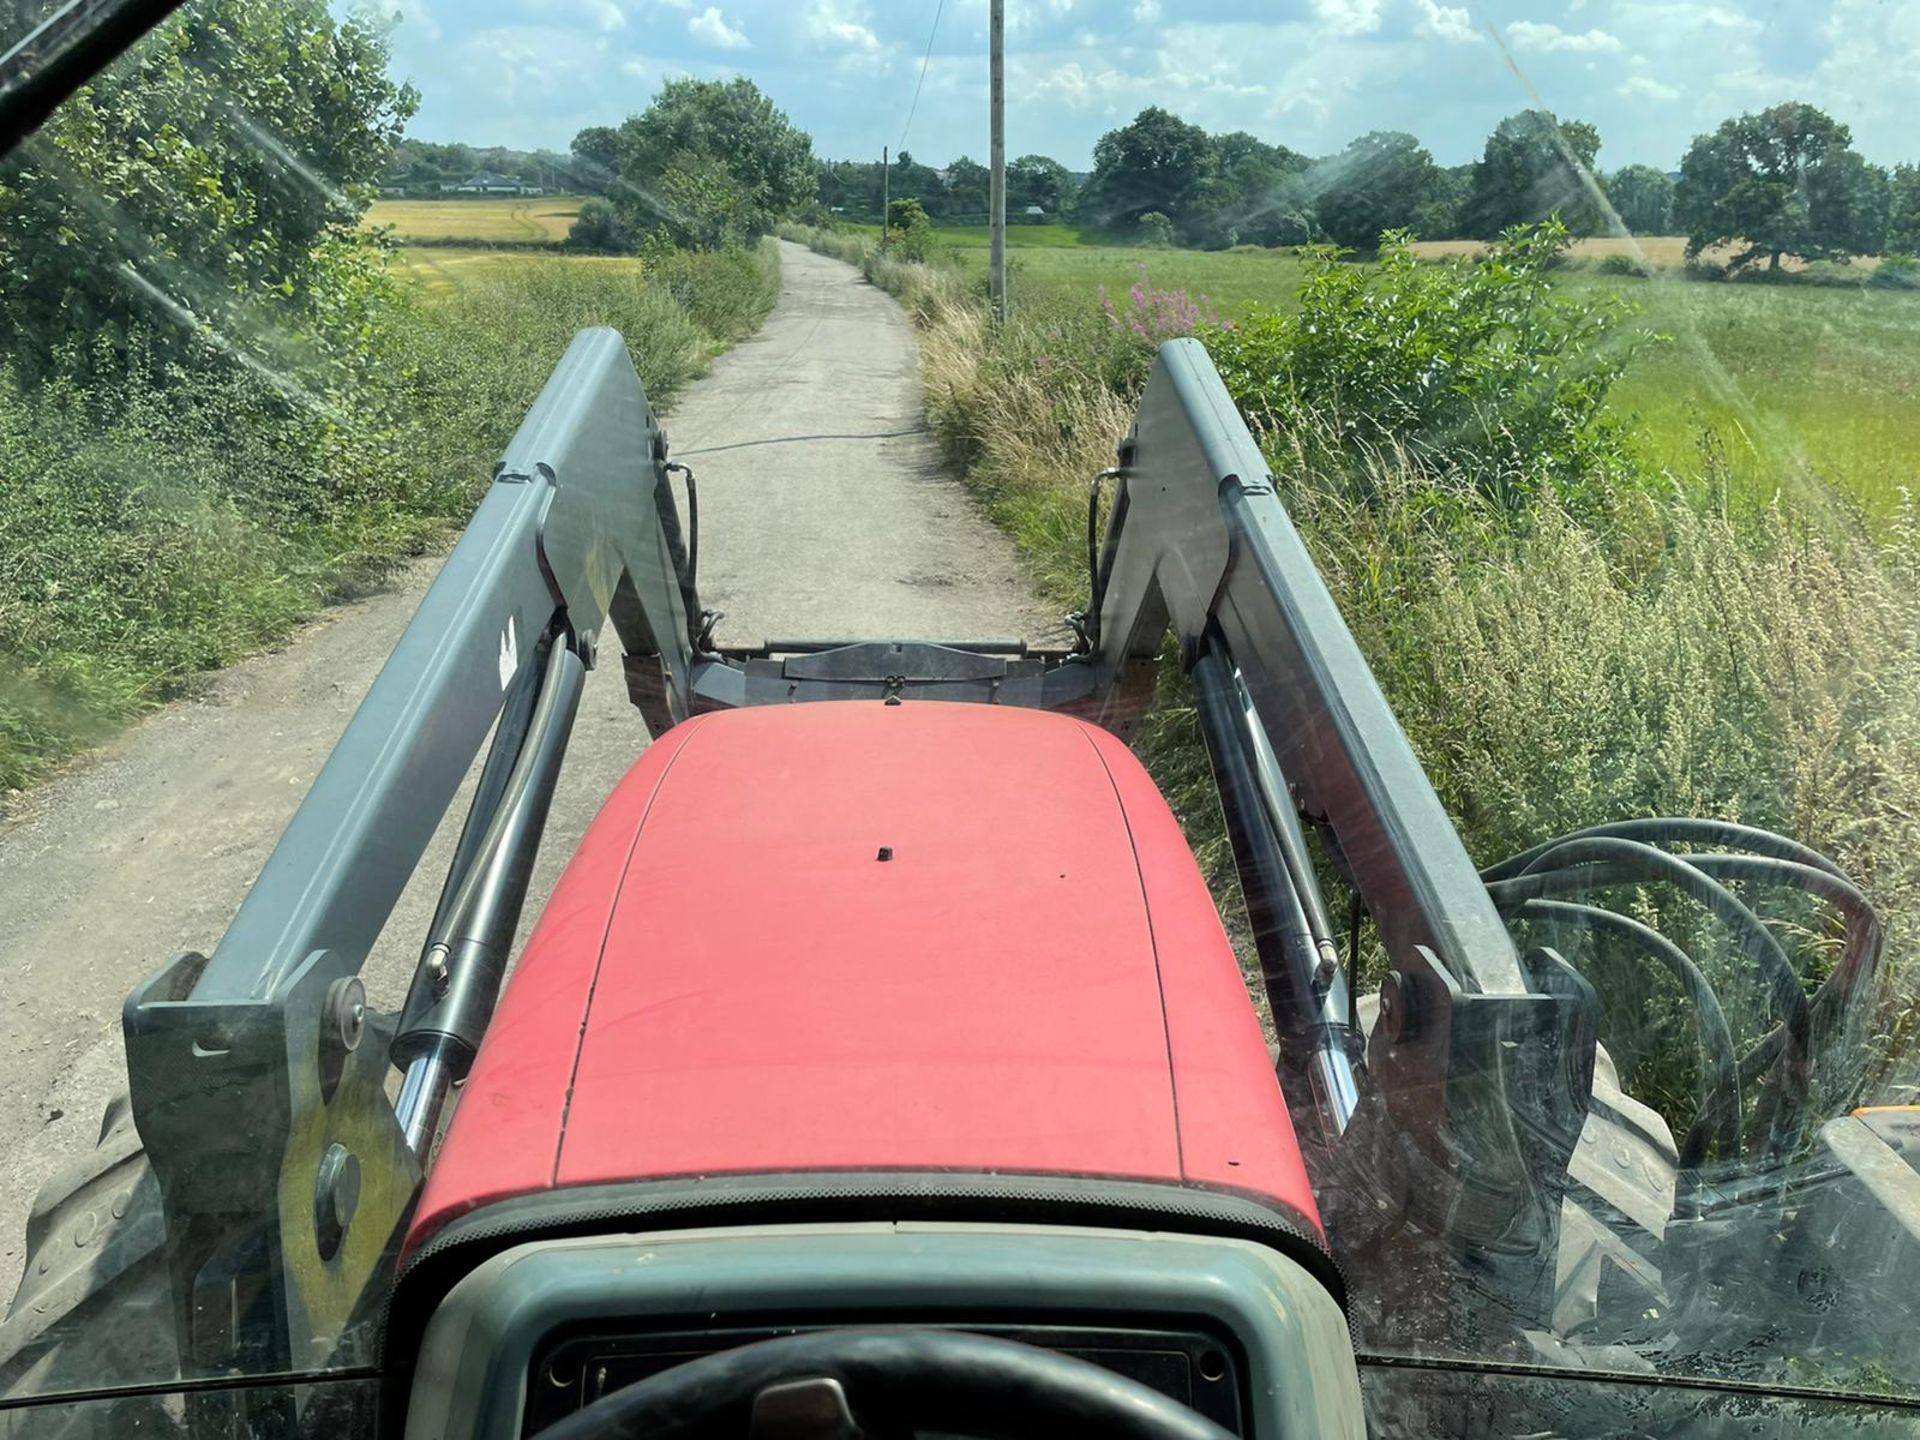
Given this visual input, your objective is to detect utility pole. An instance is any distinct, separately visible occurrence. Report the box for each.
[881,144,890,246]
[988,0,1007,319]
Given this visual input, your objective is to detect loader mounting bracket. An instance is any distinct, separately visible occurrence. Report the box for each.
[122,949,419,1389]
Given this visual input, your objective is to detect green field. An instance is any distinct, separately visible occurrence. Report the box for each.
[999,244,1312,317]
[1594,277,1920,519]
[919,224,1920,519]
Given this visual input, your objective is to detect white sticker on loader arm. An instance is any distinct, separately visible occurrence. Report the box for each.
[498,615,518,690]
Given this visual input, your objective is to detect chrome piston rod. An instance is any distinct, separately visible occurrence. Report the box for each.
[393,639,586,1158]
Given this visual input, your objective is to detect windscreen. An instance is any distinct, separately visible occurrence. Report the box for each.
[0,0,1917,1429]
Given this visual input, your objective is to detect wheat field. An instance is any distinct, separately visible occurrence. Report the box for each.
[366,195,586,244]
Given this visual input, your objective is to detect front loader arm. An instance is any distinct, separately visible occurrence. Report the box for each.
[198,329,694,1006]
[1082,340,1597,1308]
[109,329,703,1394]
[1089,340,1526,998]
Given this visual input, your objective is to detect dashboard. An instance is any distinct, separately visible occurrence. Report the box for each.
[526,1320,1247,1433]
[400,1221,1363,1438]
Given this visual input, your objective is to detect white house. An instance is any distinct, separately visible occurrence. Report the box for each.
[442,171,542,196]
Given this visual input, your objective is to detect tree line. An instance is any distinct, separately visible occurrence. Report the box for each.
[394,80,1920,273]
[384,139,572,192]
[808,101,1920,272]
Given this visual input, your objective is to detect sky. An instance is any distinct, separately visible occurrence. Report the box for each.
[361,0,1920,172]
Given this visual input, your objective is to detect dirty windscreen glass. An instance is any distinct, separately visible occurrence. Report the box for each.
[0,0,1918,1425]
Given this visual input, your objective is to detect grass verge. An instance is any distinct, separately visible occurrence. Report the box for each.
[0,240,779,795]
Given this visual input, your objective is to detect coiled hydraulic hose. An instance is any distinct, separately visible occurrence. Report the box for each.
[1512,898,1742,1171]
[1482,818,1851,886]
[1484,821,1884,1164]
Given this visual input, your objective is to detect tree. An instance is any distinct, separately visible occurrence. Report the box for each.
[0,0,415,379]
[1676,103,1888,270]
[1412,164,1473,240]
[889,150,945,217]
[886,197,931,260]
[567,196,634,251]
[1190,131,1310,248]
[387,139,474,187]
[814,157,869,216]
[943,157,991,220]
[1464,109,1603,238]
[1008,154,1073,216]
[570,125,622,194]
[1310,131,1437,250]
[611,77,814,247]
[1890,164,1920,256]
[1079,106,1214,235]
[1607,164,1676,235]
[1136,211,1175,248]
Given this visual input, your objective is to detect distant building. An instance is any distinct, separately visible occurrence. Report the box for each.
[1023,204,1046,217]
[444,171,542,196]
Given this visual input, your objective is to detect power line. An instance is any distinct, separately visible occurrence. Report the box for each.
[897,0,945,153]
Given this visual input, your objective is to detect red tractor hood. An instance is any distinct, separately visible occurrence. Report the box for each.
[410,701,1319,1248]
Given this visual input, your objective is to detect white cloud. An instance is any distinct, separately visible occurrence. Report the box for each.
[1507,19,1624,52]
[806,0,880,51]
[1412,0,1477,43]
[372,0,440,43]
[687,5,748,47]
[1133,0,1161,20]
[584,0,625,30]
[1313,0,1384,38]
[1036,60,1095,108]
[619,56,648,77]
[802,0,891,75]
[1618,73,1681,102]
[441,24,614,107]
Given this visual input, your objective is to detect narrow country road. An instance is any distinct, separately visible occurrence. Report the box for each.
[0,241,1053,1297]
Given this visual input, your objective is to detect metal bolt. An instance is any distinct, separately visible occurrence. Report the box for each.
[1314,939,1342,987]
[326,976,366,1054]
[426,945,451,998]
[314,1144,360,1263]
[1379,973,1414,1043]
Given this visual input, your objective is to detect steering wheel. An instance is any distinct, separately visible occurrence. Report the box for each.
[536,1326,1239,1440]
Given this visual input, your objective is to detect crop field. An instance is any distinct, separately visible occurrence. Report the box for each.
[390,245,641,295]
[366,195,586,244]
[927,225,1920,519]
[1412,233,1887,273]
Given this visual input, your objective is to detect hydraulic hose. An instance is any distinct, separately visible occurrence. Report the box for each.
[1512,898,1742,1170]
[1484,836,1811,1139]
[1671,852,1884,1026]
[1481,817,1851,885]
